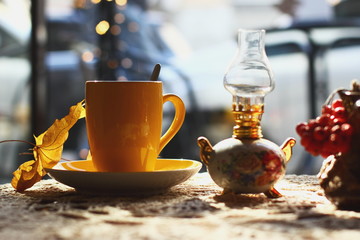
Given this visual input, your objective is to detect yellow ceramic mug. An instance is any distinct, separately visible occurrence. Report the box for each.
[85,81,185,172]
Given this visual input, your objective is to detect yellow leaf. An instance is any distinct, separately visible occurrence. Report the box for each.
[11,160,42,192]
[11,100,85,192]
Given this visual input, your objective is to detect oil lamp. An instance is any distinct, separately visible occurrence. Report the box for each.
[198,29,296,198]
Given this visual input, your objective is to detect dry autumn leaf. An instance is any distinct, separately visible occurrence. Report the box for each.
[10,100,85,192]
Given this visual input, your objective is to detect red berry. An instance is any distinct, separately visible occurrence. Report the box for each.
[313,126,326,141]
[332,117,346,125]
[321,151,332,158]
[323,125,331,134]
[296,122,309,136]
[295,98,353,158]
[316,114,331,126]
[331,125,341,134]
[333,107,346,119]
[322,140,334,154]
[330,133,344,153]
[341,123,354,136]
[332,99,343,109]
[322,105,332,114]
[300,135,311,148]
[307,147,320,156]
[308,119,317,130]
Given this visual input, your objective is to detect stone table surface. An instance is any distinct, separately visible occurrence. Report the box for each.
[0,173,360,240]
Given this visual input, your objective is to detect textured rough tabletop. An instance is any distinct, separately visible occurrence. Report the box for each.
[0,173,360,240]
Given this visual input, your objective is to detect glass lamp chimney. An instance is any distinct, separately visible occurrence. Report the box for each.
[224,29,274,139]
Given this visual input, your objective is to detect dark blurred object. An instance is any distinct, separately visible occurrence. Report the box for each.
[318,81,360,211]
[334,0,360,19]
[276,0,300,17]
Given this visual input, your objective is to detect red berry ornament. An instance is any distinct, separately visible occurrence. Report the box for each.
[295,99,353,158]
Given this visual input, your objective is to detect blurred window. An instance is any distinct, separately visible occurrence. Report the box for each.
[0,0,31,182]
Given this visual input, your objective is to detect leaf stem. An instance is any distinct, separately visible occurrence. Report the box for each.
[0,139,36,146]
[19,152,34,156]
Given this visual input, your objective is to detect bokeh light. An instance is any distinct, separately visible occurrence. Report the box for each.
[127,21,139,33]
[91,0,101,4]
[114,13,125,24]
[107,59,118,69]
[81,51,94,62]
[121,58,133,69]
[115,0,127,6]
[95,20,110,35]
[110,25,121,35]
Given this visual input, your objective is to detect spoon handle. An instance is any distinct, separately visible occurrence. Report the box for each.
[150,64,161,81]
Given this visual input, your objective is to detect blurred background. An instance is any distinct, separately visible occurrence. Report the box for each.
[1,0,360,182]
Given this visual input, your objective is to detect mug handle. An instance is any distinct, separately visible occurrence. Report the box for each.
[158,94,186,153]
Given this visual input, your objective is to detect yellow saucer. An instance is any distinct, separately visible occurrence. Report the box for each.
[45,159,202,195]
[60,159,199,172]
